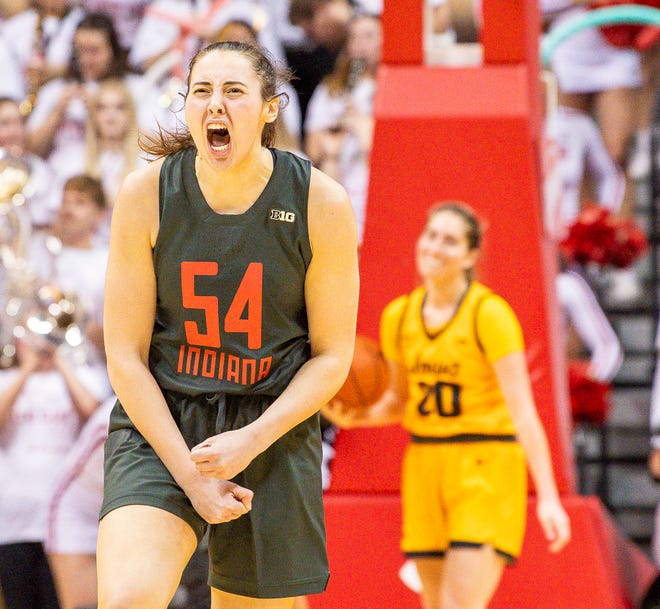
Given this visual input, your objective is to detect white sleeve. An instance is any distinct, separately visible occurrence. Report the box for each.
[0,36,25,100]
[127,0,186,69]
[1,10,34,68]
[25,154,60,227]
[540,0,575,15]
[582,115,626,213]
[651,318,660,448]
[651,365,660,448]
[263,0,307,48]
[44,8,85,69]
[71,363,113,402]
[125,73,179,133]
[207,1,288,65]
[281,82,302,140]
[0,369,20,394]
[25,79,63,131]
[304,84,340,134]
[557,271,623,382]
[355,0,383,12]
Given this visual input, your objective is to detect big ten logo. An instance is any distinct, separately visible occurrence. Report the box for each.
[269,209,296,223]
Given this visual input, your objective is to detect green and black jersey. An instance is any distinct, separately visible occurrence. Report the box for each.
[150,146,313,398]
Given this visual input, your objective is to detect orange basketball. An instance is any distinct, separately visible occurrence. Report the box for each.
[334,335,390,413]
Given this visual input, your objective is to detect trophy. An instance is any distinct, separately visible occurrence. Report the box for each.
[0,149,33,289]
[23,283,85,349]
[0,151,86,366]
[0,149,34,366]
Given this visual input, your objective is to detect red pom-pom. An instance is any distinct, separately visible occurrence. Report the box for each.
[568,359,612,425]
[559,203,648,269]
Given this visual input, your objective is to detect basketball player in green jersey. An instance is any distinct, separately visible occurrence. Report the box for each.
[325,202,570,609]
[97,41,359,609]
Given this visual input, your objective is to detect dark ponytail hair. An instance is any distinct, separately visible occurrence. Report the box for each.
[140,41,292,158]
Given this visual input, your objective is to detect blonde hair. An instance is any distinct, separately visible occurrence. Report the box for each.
[427,200,483,250]
[426,200,483,280]
[323,13,381,97]
[85,78,141,192]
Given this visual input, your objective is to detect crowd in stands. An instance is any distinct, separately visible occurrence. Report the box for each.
[0,0,657,607]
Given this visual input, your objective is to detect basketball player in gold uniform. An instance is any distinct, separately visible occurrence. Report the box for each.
[325,202,570,609]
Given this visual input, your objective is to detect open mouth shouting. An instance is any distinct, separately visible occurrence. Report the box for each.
[207,123,230,154]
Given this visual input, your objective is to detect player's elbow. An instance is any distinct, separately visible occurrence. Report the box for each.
[318,347,355,399]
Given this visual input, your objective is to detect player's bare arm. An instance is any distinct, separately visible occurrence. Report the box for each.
[493,351,571,553]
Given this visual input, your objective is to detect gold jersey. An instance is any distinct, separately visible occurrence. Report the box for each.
[380,281,524,439]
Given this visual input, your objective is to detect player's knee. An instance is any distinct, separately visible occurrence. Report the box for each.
[442,589,487,609]
[419,595,442,609]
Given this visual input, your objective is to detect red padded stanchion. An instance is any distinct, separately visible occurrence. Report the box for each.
[309,495,656,609]
[320,1,657,606]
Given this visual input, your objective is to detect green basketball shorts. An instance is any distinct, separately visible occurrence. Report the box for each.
[101,391,329,598]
